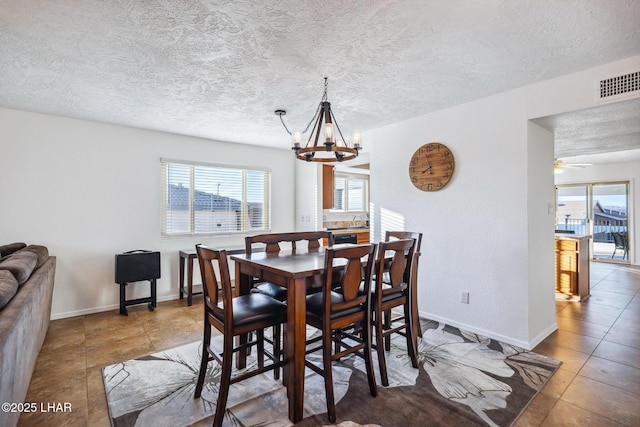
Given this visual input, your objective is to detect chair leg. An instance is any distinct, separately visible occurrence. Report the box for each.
[322,327,337,423]
[194,325,211,398]
[333,329,342,359]
[374,308,390,387]
[363,318,378,397]
[213,334,234,427]
[257,329,265,369]
[273,324,281,380]
[383,309,392,351]
[404,303,419,369]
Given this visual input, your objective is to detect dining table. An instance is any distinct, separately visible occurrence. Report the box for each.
[231,243,420,423]
[231,246,336,423]
[231,247,332,423]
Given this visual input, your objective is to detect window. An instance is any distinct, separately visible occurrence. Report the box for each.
[161,159,270,236]
[333,173,368,212]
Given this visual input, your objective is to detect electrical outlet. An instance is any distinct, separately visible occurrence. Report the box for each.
[460,291,470,304]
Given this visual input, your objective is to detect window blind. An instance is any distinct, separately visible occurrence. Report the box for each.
[161,159,270,236]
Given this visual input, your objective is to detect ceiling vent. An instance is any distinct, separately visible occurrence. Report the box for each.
[596,71,640,101]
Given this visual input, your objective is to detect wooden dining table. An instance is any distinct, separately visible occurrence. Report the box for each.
[231,243,420,423]
[231,246,340,423]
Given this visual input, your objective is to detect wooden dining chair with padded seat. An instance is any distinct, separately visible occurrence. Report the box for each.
[372,238,419,386]
[384,231,423,340]
[245,231,335,301]
[193,244,287,427]
[304,243,378,423]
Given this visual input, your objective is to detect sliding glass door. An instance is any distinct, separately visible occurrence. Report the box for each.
[556,182,630,263]
[592,183,629,261]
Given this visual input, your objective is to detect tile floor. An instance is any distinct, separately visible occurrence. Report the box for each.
[516,262,640,427]
[18,262,640,426]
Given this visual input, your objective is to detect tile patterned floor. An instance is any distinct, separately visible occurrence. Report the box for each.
[515,262,640,427]
[18,262,640,426]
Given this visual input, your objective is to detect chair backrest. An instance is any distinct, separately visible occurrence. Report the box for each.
[195,244,233,325]
[323,244,376,316]
[245,231,335,255]
[385,231,423,253]
[612,232,625,248]
[375,238,415,295]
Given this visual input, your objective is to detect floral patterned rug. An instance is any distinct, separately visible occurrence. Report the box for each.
[103,319,561,427]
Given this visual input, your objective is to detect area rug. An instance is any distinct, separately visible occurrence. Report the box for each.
[103,320,561,427]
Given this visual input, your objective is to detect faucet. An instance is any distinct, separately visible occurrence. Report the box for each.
[351,215,360,227]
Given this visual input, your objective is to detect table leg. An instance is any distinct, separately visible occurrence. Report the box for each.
[179,255,185,299]
[187,256,194,306]
[286,277,306,423]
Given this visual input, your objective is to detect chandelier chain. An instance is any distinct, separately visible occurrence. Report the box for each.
[278,113,292,135]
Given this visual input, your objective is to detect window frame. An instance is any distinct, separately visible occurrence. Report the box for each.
[160,158,271,237]
[331,171,369,213]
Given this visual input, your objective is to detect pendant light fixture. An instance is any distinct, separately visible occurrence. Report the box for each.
[275,78,361,162]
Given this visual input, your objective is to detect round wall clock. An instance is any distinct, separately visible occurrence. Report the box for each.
[408,142,455,191]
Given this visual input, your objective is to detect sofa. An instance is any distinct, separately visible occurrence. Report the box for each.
[0,243,56,427]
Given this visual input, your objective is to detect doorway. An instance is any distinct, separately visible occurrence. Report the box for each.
[556,181,630,263]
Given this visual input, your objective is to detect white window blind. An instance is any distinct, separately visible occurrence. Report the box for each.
[161,159,270,236]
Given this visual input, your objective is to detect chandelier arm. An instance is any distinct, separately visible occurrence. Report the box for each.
[329,109,347,147]
[302,102,322,134]
[309,106,325,148]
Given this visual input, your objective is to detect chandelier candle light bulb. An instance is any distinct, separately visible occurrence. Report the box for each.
[324,122,334,145]
[292,130,302,149]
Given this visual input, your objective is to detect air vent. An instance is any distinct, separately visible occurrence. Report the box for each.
[598,71,640,99]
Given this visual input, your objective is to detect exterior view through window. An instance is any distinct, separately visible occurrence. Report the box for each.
[333,173,368,212]
[556,182,630,262]
[161,160,270,235]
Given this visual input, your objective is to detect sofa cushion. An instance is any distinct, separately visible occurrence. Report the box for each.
[0,251,38,285]
[18,245,49,269]
[0,242,27,258]
[0,270,19,310]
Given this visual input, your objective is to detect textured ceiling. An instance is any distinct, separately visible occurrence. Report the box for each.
[533,97,640,162]
[1,0,640,158]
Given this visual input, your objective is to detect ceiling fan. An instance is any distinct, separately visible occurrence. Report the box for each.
[554,159,592,173]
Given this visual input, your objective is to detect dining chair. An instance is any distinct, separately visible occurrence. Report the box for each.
[385,230,422,252]
[611,231,628,260]
[384,231,423,339]
[245,231,335,301]
[304,243,378,423]
[193,244,287,427]
[372,238,419,386]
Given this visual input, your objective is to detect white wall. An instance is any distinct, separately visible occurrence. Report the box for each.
[363,54,640,349]
[527,122,557,343]
[0,108,295,318]
[555,160,639,266]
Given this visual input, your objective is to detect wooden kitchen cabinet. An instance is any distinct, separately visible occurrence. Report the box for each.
[322,164,334,209]
[555,235,590,301]
[356,231,369,244]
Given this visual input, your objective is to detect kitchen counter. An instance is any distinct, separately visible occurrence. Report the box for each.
[327,227,369,234]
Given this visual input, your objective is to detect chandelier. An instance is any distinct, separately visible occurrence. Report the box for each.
[275,78,362,162]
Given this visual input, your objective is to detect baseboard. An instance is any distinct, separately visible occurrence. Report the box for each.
[50,293,181,320]
[420,310,554,350]
[528,322,559,349]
